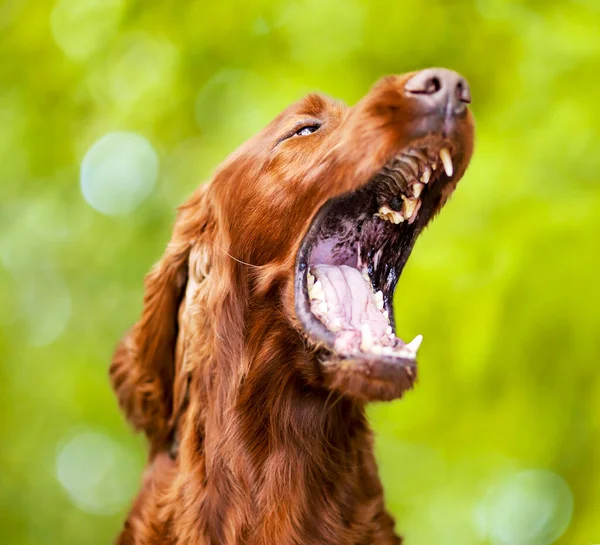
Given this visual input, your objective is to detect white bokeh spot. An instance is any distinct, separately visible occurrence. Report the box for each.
[56,430,139,515]
[476,469,573,545]
[80,132,158,216]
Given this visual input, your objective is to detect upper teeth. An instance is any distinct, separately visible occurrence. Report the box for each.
[375,205,404,224]
[412,182,425,198]
[375,148,454,226]
[439,147,453,177]
[402,196,419,219]
[376,196,421,226]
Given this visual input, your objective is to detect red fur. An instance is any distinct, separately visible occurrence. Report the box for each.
[110,73,474,544]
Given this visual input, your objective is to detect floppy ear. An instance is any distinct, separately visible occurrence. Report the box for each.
[109,184,215,452]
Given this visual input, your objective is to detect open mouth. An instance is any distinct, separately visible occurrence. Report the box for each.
[295,140,460,394]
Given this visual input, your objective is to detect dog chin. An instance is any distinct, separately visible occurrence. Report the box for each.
[318,352,417,402]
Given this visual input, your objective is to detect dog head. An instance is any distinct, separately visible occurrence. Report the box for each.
[111,69,474,450]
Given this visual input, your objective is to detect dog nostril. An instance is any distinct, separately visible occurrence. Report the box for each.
[405,73,443,96]
[427,77,441,94]
[456,79,471,104]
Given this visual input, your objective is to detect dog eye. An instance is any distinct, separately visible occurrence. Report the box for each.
[294,125,320,137]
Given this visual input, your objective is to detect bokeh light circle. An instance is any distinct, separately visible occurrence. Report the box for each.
[477,469,573,545]
[80,132,158,216]
[56,430,139,515]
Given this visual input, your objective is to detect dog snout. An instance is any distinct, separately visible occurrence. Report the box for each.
[404,68,471,116]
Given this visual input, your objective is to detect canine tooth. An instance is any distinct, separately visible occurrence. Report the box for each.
[412,182,425,198]
[420,168,431,184]
[307,271,315,289]
[374,290,384,311]
[439,148,453,177]
[405,334,423,354]
[401,196,419,219]
[360,324,374,351]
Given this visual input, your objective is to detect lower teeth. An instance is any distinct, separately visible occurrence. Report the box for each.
[307,265,422,359]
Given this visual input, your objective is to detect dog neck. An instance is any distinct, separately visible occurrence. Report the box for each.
[170,286,398,544]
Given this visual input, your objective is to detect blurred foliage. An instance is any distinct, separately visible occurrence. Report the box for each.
[1,0,599,543]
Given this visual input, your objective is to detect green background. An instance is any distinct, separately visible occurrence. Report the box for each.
[1,0,599,543]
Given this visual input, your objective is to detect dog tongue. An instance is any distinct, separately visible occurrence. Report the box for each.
[308,265,423,359]
[309,265,390,343]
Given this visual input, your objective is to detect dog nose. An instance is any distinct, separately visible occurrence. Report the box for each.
[404,68,471,115]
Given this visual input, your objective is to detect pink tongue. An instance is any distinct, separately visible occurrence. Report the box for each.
[311,265,389,339]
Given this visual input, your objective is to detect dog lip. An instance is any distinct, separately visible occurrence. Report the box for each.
[323,353,417,381]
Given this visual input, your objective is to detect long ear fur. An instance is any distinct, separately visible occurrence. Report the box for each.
[109,185,215,452]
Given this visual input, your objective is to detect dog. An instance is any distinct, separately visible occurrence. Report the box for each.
[110,68,474,544]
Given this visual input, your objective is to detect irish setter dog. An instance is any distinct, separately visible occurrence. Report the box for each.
[110,68,474,544]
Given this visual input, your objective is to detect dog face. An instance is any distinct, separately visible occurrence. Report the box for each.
[204,68,474,402]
